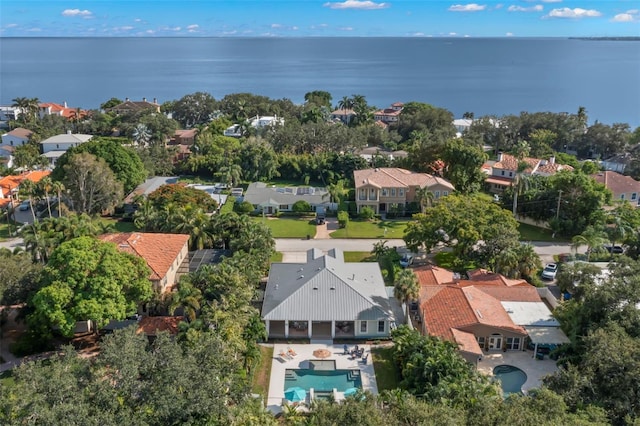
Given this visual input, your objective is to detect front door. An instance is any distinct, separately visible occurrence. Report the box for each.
[488,335,502,350]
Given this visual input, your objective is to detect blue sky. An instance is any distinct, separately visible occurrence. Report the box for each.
[1,0,639,37]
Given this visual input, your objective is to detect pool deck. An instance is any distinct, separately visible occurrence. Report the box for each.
[267,343,378,414]
[477,350,559,393]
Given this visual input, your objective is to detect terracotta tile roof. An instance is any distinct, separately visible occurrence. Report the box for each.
[592,171,640,197]
[537,161,573,174]
[354,168,455,191]
[99,232,189,281]
[6,127,33,139]
[0,170,51,198]
[374,108,402,117]
[474,285,541,302]
[421,286,477,341]
[466,269,529,287]
[391,102,404,108]
[330,108,355,116]
[39,103,86,119]
[137,316,183,335]
[451,328,483,355]
[493,153,539,173]
[174,129,197,139]
[414,264,455,286]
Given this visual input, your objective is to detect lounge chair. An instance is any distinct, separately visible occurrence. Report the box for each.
[361,353,369,364]
[287,347,298,357]
[343,344,349,355]
[280,350,292,360]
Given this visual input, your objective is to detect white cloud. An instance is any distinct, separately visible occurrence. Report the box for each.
[27,27,42,32]
[337,26,354,31]
[611,10,639,22]
[271,23,282,28]
[448,4,486,12]
[134,18,142,22]
[539,0,561,2]
[508,5,543,12]
[222,30,238,35]
[495,4,503,9]
[114,26,134,31]
[546,7,602,18]
[187,24,199,30]
[61,9,92,17]
[310,23,329,29]
[506,32,514,36]
[292,26,299,30]
[5,23,18,28]
[146,30,155,34]
[323,1,390,10]
[449,32,458,35]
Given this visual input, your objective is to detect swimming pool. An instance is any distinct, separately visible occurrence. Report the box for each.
[285,369,362,392]
[493,365,527,396]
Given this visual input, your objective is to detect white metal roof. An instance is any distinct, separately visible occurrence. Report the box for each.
[501,301,560,327]
[524,326,570,345]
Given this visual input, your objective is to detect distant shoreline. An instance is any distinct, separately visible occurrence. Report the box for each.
[569,36,640,41]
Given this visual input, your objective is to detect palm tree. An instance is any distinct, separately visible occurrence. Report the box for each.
[571,226,608,262]
[18,179,38,223]
[336,96,354,125]
[324,179,349,207]
[133,198,157,231]
[132,123,152,146]
[51,181,66,217]
[21,221,57,263]
[216,164,242,188]
[605,204,634,256]
[11,97,32,124]
[394,268,420,316]
[415,186,435,213]
[169,281,202,322]
[38,177,53,219]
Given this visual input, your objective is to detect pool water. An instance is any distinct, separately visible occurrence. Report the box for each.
[493,365,527,396]
[285,369,362,392]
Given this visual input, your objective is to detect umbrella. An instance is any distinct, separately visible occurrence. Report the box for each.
[284,386,307,402]
[344,387,359,397]
[312,349,331,359]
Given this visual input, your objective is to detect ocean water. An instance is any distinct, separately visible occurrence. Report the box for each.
[1,37,639,126]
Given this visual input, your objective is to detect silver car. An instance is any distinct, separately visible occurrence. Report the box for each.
[541,263,558,280]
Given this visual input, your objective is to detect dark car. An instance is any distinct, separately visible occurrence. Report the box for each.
[604,245,624,254]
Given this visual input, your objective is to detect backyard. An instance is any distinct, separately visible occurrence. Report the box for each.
[371,346,401,391]
[252,217,317,239]
[251,345,274,401]
[330,220,408,239]
[518,222,568,242]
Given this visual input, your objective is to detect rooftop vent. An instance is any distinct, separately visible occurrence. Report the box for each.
[313,285,318,290]
[476,309,483,319]
[298,275,304,279]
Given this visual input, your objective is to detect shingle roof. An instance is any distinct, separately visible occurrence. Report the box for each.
[6,127,33,139]
[262,248,393,322]
[244,182,329,206]
[592,171,640,196]
[99,232,189,281]
[354,168,455,191]
[40,133,93,144]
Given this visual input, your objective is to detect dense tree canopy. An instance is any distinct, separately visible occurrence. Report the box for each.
[168,91,218,128]
[28,236,152,337]
[147,183,218,211]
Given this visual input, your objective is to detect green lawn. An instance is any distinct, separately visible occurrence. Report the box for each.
[100,218,138,233]
[343,251,376,262]
[252,217,317,239]
[371,346,402,391]
[0,220,22,240]
[270,251,283,262]
[0,370,15,390]
[330,220,408,239]
[251,345,274,401]
[220,196,236,214]
[434,252,478,272]
[518,222,568,242]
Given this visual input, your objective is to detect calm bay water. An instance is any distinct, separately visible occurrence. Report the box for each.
[1,37,639,126]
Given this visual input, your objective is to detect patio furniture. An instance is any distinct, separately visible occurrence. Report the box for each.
[361,353,369,364]
[287,347,298,357]
[280,350,292,360]
[343,344,349,355]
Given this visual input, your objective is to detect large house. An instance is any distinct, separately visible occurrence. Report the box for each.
[40,132,93,166]
[224,115,284,137]
[353,167,455,214]
[38,102,86,120]
[262,248,396,340]
[243,182,331,214]
[485,153,574,193]
[0,170,51,209]
[591,171,640,206]
[106,98,161,115]
[373,102,403,124]
[99,232,190,295]
[415,265,568,365]
[1,127,33,147]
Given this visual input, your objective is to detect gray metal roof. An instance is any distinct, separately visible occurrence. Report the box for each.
[262,248,394,322]
[244,182,330,207]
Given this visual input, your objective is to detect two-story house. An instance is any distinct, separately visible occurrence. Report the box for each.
[592,171,640,206]
[353,168,455,215]
[1,127,33,147]
[485,153,574,193]
[40,131,93,166]
[373,102,403,124]
[106,98,161,115]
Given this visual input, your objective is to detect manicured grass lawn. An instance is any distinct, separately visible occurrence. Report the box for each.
[0,370,15,389]
[330,220,408,239]
[434,252,478,272]
[0,220,22,240]
[371,346,402,391]
[100,218,138,233]
[220,196,235,214]
[270,251,283,262]
[251,345,274,401]
[343,251,376,262]
[252,217,316,239]
[518,222,568,242]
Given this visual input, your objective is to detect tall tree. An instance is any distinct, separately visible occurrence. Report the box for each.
[393,268,420,314]
[63,152,124,214]
[442,139,488,194]
[571,225,608,261]
[18,178,38,223]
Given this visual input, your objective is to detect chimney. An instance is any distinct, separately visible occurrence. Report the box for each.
[125,97,130,102]
[67,130,72,135]
[63,101,67,108]
[142,97,147,102]
[497,152,503,162]
[153,98,157,104]
[549,156,555,164]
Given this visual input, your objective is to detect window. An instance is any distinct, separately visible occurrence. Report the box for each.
[279,204,288,210]
[360,321,367,333]
[399,189,404,197]
[509,172,513,177]
[477,336,485,348]
[501,170,505,176]
[434,191,440,199]
[382,188,388,196]
[621,194,625,200]
[632,193,637,201]
[391,188,396,196]
[359,189,367,200]
[506,337,520,350]
[443,191,448,196]
[378,321,385,333]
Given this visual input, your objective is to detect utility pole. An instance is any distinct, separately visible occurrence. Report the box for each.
[556,190,563,219]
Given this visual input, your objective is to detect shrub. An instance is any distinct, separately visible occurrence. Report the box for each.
[359,206,375,221]
[338,211,349,228]
[292,200,311,213]
[235,201,254,214]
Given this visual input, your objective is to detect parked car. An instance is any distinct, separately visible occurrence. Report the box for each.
[541,263,558,280]
[603,245,624,254]
[399,253,414,268]
[18,200,31,211]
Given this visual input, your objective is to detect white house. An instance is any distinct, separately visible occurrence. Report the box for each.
[40,131,93,166]
[0,106,21,128]
[1,127,33,147]
[243,182,332,215]
[224,115,284,137]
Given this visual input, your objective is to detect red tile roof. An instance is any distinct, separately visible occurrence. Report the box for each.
[99,232,189,281]
[450,329,483,355]
[0,170,51,198]
[466,269,529,287]
[354,168,455,191]
[493,153,539,173]
[137,316,184,335]
[413,265,455,286]
[592,171,640,197]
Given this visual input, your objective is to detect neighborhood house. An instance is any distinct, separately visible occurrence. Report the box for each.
[353,167,455,215]
[485,153,574,193]
[262,248,396,340]
[243,182,331,214]
[591,170,640,206]
[40,131,93,166]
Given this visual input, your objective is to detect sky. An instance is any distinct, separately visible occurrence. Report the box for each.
[1,0,639,37]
